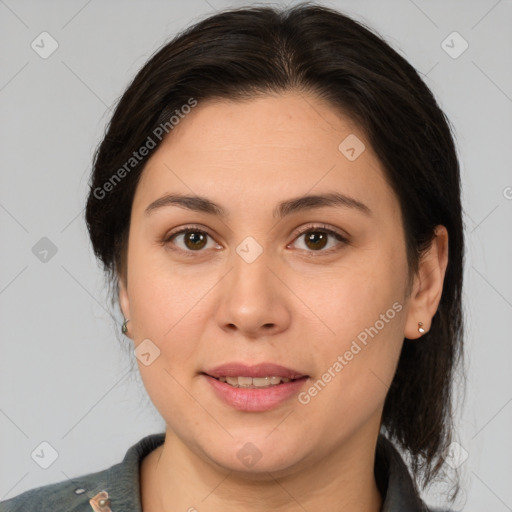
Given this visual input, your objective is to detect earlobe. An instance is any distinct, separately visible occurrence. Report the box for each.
[404,225,449,340]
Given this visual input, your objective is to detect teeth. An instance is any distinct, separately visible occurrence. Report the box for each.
[238,376,253,387]
[253,377,271,387]
[216,376,293,388]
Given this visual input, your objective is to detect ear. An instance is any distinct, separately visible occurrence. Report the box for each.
[404,225,449,340]
[118,275,132,337]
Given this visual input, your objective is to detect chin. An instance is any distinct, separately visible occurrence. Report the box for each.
[203,437,308,477]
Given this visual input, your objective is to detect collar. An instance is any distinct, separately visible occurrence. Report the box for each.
[0,432,433,511]
[375,434,430,511]
[91,432,430,511]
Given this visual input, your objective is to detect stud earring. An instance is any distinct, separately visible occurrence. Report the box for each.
[418,322,425,334]
[121,318,130,335]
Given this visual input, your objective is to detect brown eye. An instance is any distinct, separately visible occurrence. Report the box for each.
[304,231,329,251]
[165,227,217,253]
[182,231,208,250]
[290,225,348,255]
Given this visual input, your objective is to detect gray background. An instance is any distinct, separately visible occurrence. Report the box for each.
[1,0,511,509]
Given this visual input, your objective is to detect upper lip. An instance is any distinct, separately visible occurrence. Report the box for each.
[204,362,307,380]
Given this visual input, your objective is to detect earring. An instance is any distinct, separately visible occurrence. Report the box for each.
[418,322,425,334]
[121,318,130,335]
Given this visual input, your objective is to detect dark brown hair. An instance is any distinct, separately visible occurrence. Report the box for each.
[85,1,465,500]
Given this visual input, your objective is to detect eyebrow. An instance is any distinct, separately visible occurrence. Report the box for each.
[144,191,372,219]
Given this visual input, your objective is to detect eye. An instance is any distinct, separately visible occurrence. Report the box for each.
[289,224,348,255]
[163,223,349,256]
[163,225,219,254]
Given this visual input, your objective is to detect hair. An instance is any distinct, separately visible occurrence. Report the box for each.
[85,1,465,502]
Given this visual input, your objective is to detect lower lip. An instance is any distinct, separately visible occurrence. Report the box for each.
[204,375,309,412]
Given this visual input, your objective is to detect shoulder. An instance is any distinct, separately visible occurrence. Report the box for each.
[0,468,108,512]
[0,432,165,512]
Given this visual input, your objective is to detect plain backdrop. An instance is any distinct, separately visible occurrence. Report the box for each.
[1,0,511,509]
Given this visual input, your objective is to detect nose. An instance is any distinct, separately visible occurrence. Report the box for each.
[214,248,292,339]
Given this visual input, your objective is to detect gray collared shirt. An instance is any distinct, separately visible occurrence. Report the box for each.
[0,433,450,511]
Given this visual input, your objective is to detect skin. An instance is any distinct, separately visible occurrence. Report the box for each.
[118,91,449,512]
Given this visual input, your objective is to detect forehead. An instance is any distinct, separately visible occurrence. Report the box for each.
[132,92,397,220]
[161,92,362,153]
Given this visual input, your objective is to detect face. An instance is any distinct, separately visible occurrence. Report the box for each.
[119,91,416,476]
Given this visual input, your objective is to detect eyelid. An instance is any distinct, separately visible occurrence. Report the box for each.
[289,223,349,243]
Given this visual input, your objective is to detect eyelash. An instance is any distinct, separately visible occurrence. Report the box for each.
[162,223,349,258]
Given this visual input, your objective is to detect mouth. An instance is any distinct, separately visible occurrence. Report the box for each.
[203,362,308,383]
[203,374,308,388]
[201,362,309,412]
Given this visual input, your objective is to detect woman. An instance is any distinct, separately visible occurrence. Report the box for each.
[0,3,464,511]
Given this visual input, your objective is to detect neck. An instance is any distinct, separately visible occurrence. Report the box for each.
[140,427,383,512]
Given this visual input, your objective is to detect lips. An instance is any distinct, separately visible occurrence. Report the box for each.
[202,362,309,411]
[203,362,307,380]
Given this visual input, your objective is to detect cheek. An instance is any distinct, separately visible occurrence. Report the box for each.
[125,244,213,367]
[128,237,189,318]
[296,244,407,414]
[297,301,405,447]
[299,243,406,343]
[125,253,212,425]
